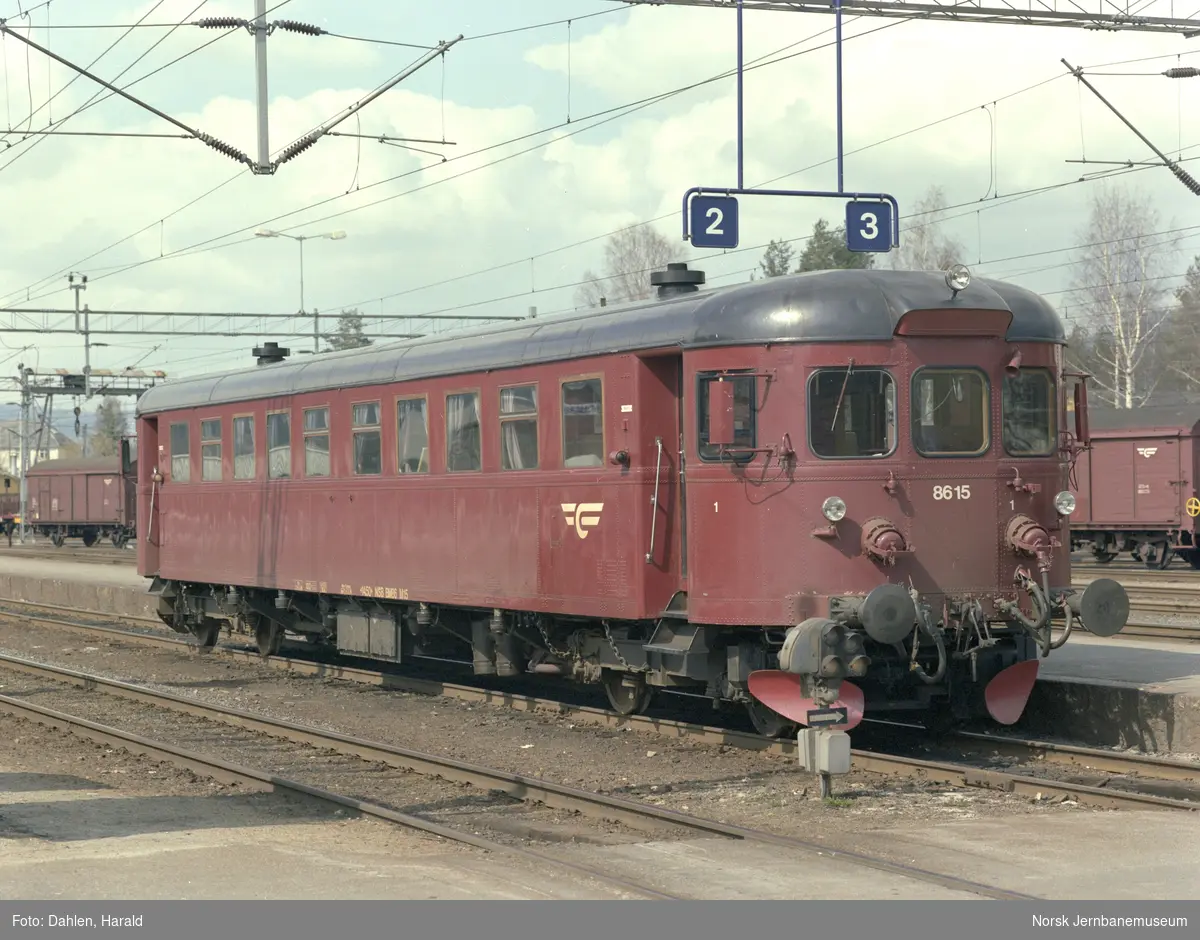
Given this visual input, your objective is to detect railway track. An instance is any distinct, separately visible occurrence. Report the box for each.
[0,651,1038,900]
[0,598,1197,817]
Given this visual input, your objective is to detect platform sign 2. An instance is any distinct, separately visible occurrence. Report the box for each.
[689,194,739,249]
[845,200,893,253]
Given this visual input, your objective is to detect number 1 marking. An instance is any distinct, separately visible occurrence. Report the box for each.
[705,207,724,235]
[859,212,879,240]
[1010,500,1015,510]
[714,501,719,513]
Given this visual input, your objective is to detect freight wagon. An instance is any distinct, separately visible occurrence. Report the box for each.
[26,449,137,547]
[1068,406,1200,569]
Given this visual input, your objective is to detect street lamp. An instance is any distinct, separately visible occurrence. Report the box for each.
[254,228,348,353]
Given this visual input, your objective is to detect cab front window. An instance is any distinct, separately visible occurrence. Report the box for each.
[912,368,989,456]
[808,368,897,459]
[1003,368,1056,456]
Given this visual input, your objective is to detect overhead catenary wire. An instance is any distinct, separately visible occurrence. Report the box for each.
[3,7,891,305]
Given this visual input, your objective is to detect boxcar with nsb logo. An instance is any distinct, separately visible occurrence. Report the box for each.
[133,263,1132,736]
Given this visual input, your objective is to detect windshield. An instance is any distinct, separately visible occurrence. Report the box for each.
[808,368,896,458]
[912,368,989,456]
[1003,369,1056,456]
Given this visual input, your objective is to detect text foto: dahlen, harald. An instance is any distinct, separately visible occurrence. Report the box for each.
[12,914,145,928]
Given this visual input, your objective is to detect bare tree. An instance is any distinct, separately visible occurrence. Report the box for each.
[889,185,967,272]
[1068,184,1176,409]
[575,224,687,308]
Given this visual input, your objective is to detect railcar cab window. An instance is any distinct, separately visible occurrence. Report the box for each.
[562,378,604,468]
[446,392,482,472]
[233,416,255,479]
[303,407,330,477]
[169,422,190,482]
[200,420,221,481]
[352,402,382,475]
[1002,369,1056,456]
[697,371,756,461]
[267,412,291,479]
[808,368,897,459]
[500,385,538,471]
[397,397,429,473]
[912,369,989,456]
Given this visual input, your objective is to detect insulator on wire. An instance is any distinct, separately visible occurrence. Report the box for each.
[275,134,321,166]
[274,20,325,36]
[1171,163,1200,197]
[1164,67,1200,79]
[197,133,252,167]
[194,17,247,29]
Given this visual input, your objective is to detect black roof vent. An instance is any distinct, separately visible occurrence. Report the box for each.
[651,262,705,299]
[253,342,290,366]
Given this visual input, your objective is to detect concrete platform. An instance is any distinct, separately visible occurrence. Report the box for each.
[1021,635,1200,754]
[0,556,156,620]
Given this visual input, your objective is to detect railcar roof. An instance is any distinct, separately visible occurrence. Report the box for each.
[1087,406,1200,434]
[137,267,1066,415]
[26,457,121,474]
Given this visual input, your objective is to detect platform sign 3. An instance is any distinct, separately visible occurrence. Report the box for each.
[845,200,893,253]
[688,194,739,249]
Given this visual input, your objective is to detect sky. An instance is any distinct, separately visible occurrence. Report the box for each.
[0,0,1199,427]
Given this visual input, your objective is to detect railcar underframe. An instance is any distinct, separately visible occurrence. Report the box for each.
[149,575,1069,733]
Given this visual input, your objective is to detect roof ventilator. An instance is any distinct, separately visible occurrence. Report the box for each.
[651,262,705,299]
[253,342,291,366]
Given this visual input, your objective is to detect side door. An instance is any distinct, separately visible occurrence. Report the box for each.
[636,353,685,613]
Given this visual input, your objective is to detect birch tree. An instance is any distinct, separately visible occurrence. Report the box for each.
[1069,185,1175,409]
[575,224,686,308]
[889,185,967,272]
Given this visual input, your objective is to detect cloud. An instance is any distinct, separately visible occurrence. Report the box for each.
[0,2,1198,396]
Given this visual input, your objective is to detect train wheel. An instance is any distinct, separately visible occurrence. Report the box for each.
[81,530,98,548]
[51,532,65,548]
[1091,549,1117,563]
[1182,550,1200,570]
[602,671,653,716]
[745,699,798,739]
[254,618,284,657]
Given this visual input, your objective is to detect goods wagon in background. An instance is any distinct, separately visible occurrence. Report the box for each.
[1068,406,1200,569]
[26,448,137,548]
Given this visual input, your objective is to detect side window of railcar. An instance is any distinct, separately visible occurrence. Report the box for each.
[200,419,221,481]
[446,392,482,472]
[267,412,291,479]
[562,378,604,468]
[352,402,382,475]
[303,407,330,477]
[911,368,989,457]
[233,416,256,479]
[397,397,429,473]
[500,385,538,471]
[696,371,756,461]
[808,369,896,459]
[169,422,190,483]
[1002,369,1056,457]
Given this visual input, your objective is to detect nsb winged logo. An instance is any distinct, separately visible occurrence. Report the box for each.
[562,502,603,539]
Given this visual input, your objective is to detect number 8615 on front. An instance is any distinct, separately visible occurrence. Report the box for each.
[932,484,970,500]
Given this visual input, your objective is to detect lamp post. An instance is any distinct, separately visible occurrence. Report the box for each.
[254,228,347,353]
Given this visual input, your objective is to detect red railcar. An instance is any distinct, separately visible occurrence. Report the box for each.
[1069,406,1200,570]
[26,453,137,548]
[134,264,1131,734]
